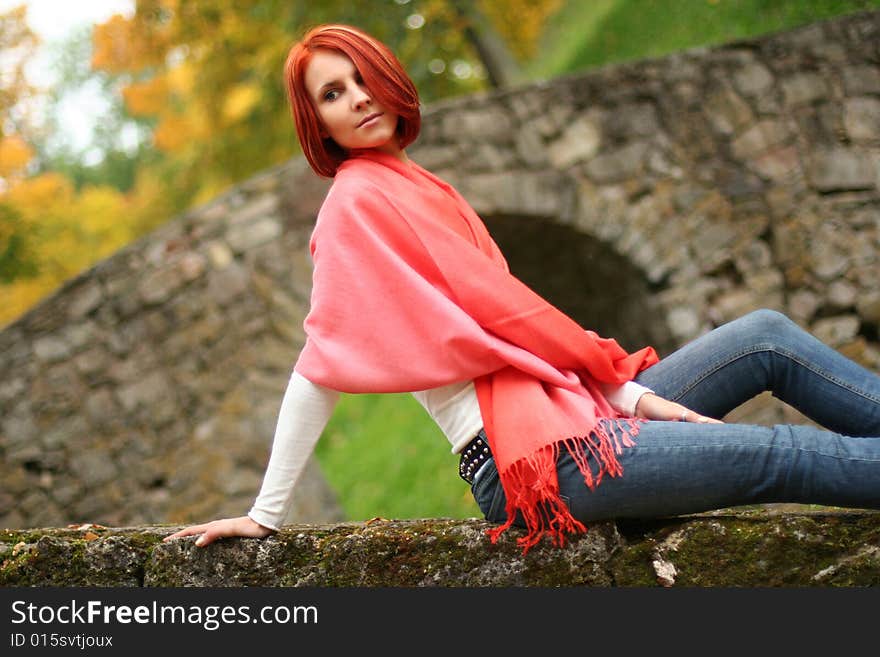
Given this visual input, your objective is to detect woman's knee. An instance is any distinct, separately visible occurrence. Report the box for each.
[736,308,798,342]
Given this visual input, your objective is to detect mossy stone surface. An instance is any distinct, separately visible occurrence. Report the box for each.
[3,512,879,587]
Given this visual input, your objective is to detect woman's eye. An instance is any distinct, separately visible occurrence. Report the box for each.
[323,89,339,102]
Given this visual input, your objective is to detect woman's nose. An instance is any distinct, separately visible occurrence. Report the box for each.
[351,84,371,109]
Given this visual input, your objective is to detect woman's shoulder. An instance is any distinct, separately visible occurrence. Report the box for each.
[321,161,385,204]
[314,164,399,238]
[322,159,400,211]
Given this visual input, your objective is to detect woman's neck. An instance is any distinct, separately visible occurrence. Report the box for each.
[352,143,409,166]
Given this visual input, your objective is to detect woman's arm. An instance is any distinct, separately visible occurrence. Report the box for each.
[600,380,722,424]
[600,380,654,417]
[163,371,340,546]
[634,392,723,424]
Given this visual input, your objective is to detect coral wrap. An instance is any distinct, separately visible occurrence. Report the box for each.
[295,149,658,551]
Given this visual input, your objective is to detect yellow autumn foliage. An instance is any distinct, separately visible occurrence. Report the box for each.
[0,174,133,327]
[77,185,130,257]
[0,135,33,179]
[167,61,195,94]
[1,0,566,330]
[126,166,179,235]
[222,82,261,125]
[0,277,62,327]
[91,14,139,73]
[153,114,190,152]
[6,171,73,211]
[91,9,172,73]
[122,75,170,116]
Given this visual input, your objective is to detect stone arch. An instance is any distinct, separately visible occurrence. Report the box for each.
[483,212,676,356]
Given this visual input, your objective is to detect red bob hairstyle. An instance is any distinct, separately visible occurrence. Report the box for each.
[284,24,421,178]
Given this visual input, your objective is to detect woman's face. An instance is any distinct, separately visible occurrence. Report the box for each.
[304,48,402,157]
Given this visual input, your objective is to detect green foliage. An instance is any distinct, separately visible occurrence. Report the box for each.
[42,145,151,195]
[0,202,38,283]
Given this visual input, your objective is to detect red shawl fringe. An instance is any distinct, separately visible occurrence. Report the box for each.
[486,418,642,554]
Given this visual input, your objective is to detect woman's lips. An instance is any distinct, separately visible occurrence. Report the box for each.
[357,112,382,128]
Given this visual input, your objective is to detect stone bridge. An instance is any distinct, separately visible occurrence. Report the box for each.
[1,11,879,534]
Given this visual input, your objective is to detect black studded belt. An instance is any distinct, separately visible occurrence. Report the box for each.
[458,429,492,484]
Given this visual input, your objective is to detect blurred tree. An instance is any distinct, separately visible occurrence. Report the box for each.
[0,4,39,146]
[0,4,40,285]
[0,0,564,327]
[88,0,564,228]
[90,0,486,224]
[37,27,154,194]
[0,7,136,324]
[453,0,523,87]
[0,169,133,324]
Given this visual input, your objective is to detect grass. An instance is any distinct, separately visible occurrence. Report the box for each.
[316,393,481,520]
[528,0,880,78]
[311,0,879,522]
[524,0,620,79]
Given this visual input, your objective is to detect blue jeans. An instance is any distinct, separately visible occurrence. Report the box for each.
[472,309,880,525]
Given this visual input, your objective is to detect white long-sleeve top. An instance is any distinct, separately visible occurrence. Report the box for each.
[247,372,653,531]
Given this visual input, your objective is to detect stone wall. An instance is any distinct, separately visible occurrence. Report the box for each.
[1,11,879,531]
[0,160,340,529]
[3,511,880,586]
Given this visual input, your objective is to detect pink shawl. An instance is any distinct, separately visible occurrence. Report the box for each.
[295,149,659,552]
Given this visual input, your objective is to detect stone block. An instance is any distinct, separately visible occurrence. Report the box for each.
[705,86,753,135]
[856,291,880,324]
[227,194,279,226]
[409,145,462,171]
[42,416,89,450]
[226,217,282,253]
[442,107,513,143]
[206,262,250,306]
[84,388,121,426]
[844,97,880,141]
[827,279,858,309]
[546,115,601,168]
[811,315,861,347]
[66,281,104,319]
[807,147,876,191]
[841,65,880,95]
[731,119,791,160]
[750,145,802,181]
[32,335,72,364]
[733,62,774,96]
[116,371,172,413]
[781,72,829,106]
[69,449,120,487]
[513,129,547,167]
[584,142,650,184]
[607,102,661,139]
[666,306,702,342]
[788,289,821,323]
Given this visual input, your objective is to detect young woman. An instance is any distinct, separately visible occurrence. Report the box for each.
[165,24,880,553]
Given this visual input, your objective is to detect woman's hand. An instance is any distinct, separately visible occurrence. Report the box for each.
[162,515,274,547]
[634,392,723,424]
